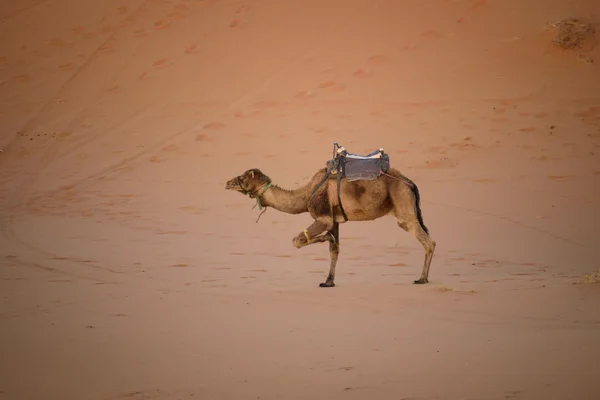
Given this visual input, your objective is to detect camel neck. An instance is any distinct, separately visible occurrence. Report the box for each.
[259,184,309,215]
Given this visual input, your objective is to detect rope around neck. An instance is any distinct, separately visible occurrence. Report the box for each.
[250,182,272,223]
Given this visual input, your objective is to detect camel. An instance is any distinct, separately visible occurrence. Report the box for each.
[225,151,436,288]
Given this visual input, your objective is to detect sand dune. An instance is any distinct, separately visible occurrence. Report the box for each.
[1,1,599,399]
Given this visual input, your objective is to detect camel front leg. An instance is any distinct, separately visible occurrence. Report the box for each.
[292,220,331,249]
[319,222,339,288]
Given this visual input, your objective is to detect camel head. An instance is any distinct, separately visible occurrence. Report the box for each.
[225,168,271,197]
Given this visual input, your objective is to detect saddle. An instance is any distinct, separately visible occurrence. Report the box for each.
[310,142,391,221]
[329,145,390,181]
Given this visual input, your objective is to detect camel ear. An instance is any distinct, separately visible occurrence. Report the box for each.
[249,170,254,178]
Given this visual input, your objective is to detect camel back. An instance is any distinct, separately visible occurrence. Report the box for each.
[310,143,391,222]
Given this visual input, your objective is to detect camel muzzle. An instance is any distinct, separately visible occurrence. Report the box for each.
[225,178,240,190]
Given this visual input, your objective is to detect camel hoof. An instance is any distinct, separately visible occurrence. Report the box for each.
[413,278,429,284]
[319,281,335,288]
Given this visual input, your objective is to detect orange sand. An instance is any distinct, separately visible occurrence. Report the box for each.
[1,1,599,399]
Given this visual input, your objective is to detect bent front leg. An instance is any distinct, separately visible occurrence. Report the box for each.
[292,220,331,249]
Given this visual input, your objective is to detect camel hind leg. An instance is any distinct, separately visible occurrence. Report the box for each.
[398,219,436,283]
[392,181,436,284]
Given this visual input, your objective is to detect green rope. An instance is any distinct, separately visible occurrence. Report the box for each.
[255,182,272,211]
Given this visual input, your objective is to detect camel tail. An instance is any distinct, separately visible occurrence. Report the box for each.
[411,182,429,235]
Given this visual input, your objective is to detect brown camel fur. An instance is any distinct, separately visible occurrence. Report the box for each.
[225,167,436,287]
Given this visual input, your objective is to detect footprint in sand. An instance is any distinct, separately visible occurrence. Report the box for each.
[575,106,600,119]
[149,156,166,163]
[295,90,315,99]
[58,62,78,71]
[169,263,189,268]
[229,19,242,28]
[13,73,32,83]
[98,43,116,54]
[133,29,148,38]
[421,29,442,39]
[184,44,200,54]
[236,5,251,13]
[366,54,390,65]
[154,19,172,30]
[179,205,204,215]
[234,110,261,118]
[195,133,213,142]
[519,126,536,133]
[448,139,479,150]
[548,175,575,182]
[318,80,346,92]
[72,26,87,35]
[203,122,225,130]
[511,272,537,276]
[46,37,70,48]
[174,2,190,12]
[162,144,179,152]
[353,67,372,78]
[152,57,169,67]
[424,157,458,169]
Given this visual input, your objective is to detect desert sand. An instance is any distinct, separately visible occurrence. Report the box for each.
[1,0,599,399]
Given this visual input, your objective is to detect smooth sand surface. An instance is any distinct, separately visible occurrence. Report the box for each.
[1,1,599,399]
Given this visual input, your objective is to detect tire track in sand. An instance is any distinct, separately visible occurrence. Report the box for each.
[1,0,375,280]
[0,0,152,283]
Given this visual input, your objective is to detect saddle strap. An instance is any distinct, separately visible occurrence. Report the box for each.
[337,158,349,222]
[308,158,349,222]
[309,161,335,200]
